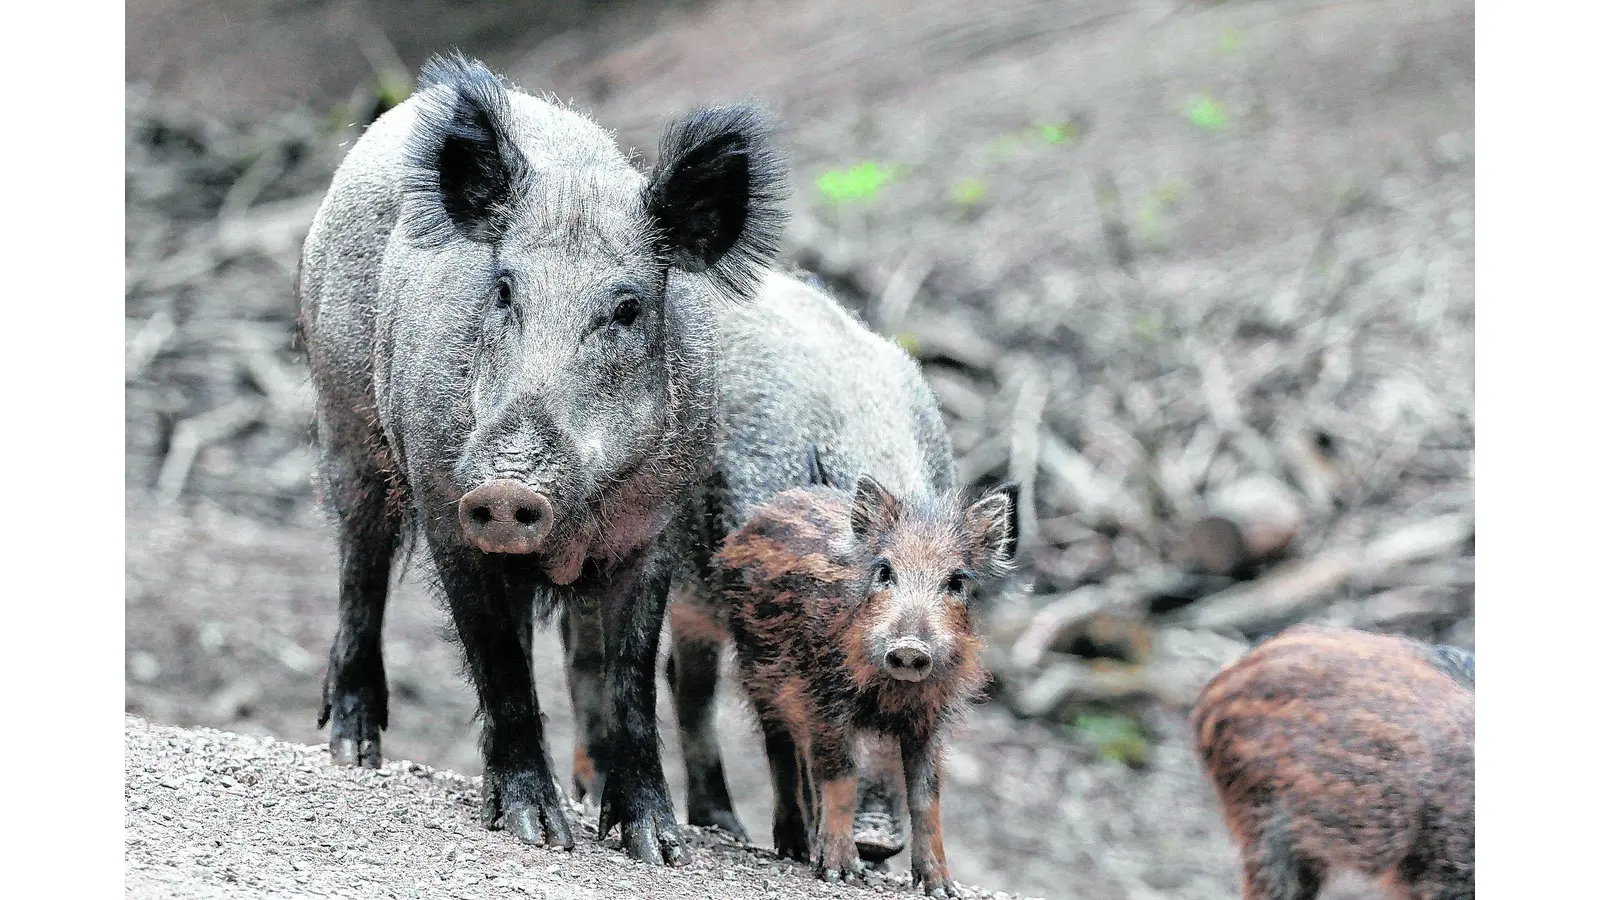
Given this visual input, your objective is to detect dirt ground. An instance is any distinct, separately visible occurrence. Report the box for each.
[125,1,1472,898]
[125,715,1037,900]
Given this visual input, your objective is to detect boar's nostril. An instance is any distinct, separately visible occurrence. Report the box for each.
[457,480,555,555]
[884,640,933,682]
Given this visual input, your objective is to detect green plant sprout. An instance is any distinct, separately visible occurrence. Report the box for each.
[1185,94,1230,131]
[1039,121,1081,146]
[816,161,899,205]
[1072,713,1150,768]
[949,177,988,207]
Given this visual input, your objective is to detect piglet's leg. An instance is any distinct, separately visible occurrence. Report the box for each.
[754,715,810,861]
[810,727,866,885]
[902,736,956,898]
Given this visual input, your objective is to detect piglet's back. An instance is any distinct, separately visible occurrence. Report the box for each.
[717,487,854,588]
[1190,624,1473,893]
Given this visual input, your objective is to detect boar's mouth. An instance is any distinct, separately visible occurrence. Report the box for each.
[539,535,589,585]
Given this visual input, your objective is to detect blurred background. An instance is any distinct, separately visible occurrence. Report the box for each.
[124,1,1474,897]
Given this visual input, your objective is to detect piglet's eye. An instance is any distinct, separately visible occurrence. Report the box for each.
[611,295,640,327]
[946,572,967,595]
[870,560,895,590]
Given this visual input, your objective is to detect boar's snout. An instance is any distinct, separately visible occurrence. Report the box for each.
[458,480,555,554]
[884,639,933,682]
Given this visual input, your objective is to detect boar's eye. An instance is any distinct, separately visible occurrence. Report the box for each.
[611,294,641,327]
[869,558,895,592]
[493,276,514,310]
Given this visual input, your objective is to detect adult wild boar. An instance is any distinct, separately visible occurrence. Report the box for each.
[296,52,787,865]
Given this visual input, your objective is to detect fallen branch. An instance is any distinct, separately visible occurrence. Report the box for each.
[126,309,176,382]
[1177,512,1474,632]
[156,400,267,503]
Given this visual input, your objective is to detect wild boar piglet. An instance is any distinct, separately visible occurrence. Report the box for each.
[716,474,1018,897]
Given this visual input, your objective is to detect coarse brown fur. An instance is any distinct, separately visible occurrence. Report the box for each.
[1190,625,1475,900]
[713,479,1016,897]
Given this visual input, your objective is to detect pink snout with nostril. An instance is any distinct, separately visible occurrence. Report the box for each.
[884,639,934,682]
[457,479,555,554]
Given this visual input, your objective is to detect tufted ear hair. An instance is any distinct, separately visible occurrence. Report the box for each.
[401,52,533,246]
[645,103,789,302]
[964,482,1020,576]
[850,474,903,542]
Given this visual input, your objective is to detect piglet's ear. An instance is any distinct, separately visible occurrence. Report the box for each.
[850,474,902,542]
[402,52,533,246]
[964,482,1020,576]
[646,103,789,302]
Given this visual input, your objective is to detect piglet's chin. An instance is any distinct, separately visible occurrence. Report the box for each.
[542,539,588,585]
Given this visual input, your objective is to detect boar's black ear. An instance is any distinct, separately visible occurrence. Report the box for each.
[646,103,789,302]
[965,482,1020,575]
[402,52,533,246]
[850,475,902,542]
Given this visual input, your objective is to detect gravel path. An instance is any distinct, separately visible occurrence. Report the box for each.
[125,715,1042,900]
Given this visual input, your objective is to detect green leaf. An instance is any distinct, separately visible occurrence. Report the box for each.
[816,161,898,205]
[1185,95,1230,131]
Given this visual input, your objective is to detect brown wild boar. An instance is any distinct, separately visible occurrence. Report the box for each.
[1190,625,1475,900]
[713,475,1018,896]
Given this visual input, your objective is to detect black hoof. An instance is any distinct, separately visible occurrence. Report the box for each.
[481,767,575,851]
[688,806,750,843]
[600,774,689,866]
[854,817,906,863]
[321,691,384,769]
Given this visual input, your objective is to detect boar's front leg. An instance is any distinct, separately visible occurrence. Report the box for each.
[431,544,574,850]
[596,550,689,866]
[902,736,956,898]
[317,460,400,769]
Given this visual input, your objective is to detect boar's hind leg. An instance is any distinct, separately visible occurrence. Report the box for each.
[317,464,399,769]
[558,601,606,803]
[596,553,689,866]
[902,736,956,898]
[432,545,574,850]
[854,735,908,865]
[666,601,748,841]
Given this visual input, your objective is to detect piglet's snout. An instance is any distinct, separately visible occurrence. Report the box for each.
[458,480,554,554]
[884,638,934,682]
